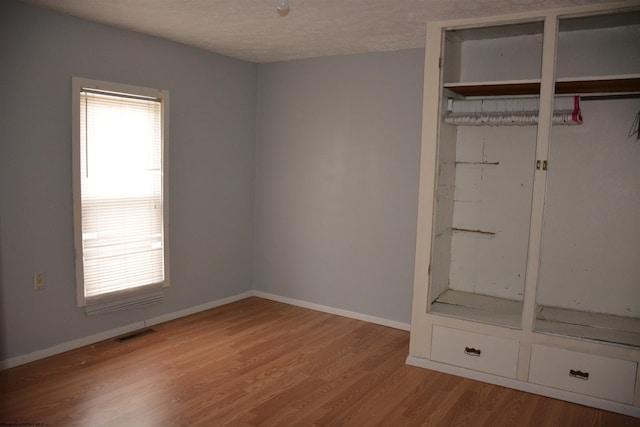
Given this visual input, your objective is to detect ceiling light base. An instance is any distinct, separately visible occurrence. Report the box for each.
[277,0,289,17]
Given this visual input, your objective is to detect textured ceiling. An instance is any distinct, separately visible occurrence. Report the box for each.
[21,0,623,63]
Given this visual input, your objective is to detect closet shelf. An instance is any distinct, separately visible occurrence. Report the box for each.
[556,77,640,95]
[444,80,540,97]
[444,76,640,97]
[535,306,640,347]
[431,289,523,328]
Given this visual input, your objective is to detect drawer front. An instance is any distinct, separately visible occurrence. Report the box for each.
[431,325,519,378]
[529,344,637,404]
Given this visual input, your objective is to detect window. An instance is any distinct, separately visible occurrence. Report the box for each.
[72,78,169,314]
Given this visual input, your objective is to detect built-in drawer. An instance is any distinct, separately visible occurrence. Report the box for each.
[430,325,519,378]
[529,344,637,404]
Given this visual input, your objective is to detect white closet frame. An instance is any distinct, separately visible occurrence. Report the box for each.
[407,1,640,417]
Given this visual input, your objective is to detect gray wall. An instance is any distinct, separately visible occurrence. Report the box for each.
[0,0,425,362]
[0,1,257,359]
[255,51,424,324]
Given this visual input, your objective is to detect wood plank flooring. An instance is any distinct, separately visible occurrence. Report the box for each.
[1,297,638,426]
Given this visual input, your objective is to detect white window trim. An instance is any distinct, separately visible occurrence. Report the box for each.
[72,77,170,311]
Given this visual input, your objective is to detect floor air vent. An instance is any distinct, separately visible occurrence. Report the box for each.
[115,328,157,342]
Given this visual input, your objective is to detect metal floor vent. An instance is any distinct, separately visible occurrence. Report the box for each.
[115,328,157,342]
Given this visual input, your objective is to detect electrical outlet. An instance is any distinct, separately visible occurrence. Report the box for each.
[34,273,44,290]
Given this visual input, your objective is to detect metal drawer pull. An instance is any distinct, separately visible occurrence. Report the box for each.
[464,347,481,356]
[569,369,589,380]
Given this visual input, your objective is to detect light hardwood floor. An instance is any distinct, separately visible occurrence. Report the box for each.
[1,297,639,426]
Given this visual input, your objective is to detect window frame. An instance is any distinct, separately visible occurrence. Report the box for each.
[71,77,170,309]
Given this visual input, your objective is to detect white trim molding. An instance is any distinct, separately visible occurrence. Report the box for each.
[1,290,409,369]
[0,291,253,370]
[252,291,411,331]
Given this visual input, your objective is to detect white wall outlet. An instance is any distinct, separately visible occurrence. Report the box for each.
[34,273,44,290]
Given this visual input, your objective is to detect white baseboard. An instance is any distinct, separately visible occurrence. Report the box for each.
[1,290,407,370]
[0,291,253,370]
[0,321,145,370]
[252,290,411,331]
[405,355,640,418]
[145,291,253,327]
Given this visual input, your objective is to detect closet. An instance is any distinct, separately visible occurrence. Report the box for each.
[429,21,544,329]
[408,3,640,417]
[535,11,640,348]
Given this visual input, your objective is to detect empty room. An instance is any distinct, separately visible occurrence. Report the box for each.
[1,0,639,425]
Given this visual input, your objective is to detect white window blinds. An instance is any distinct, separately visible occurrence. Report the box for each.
[73,79,169,312]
